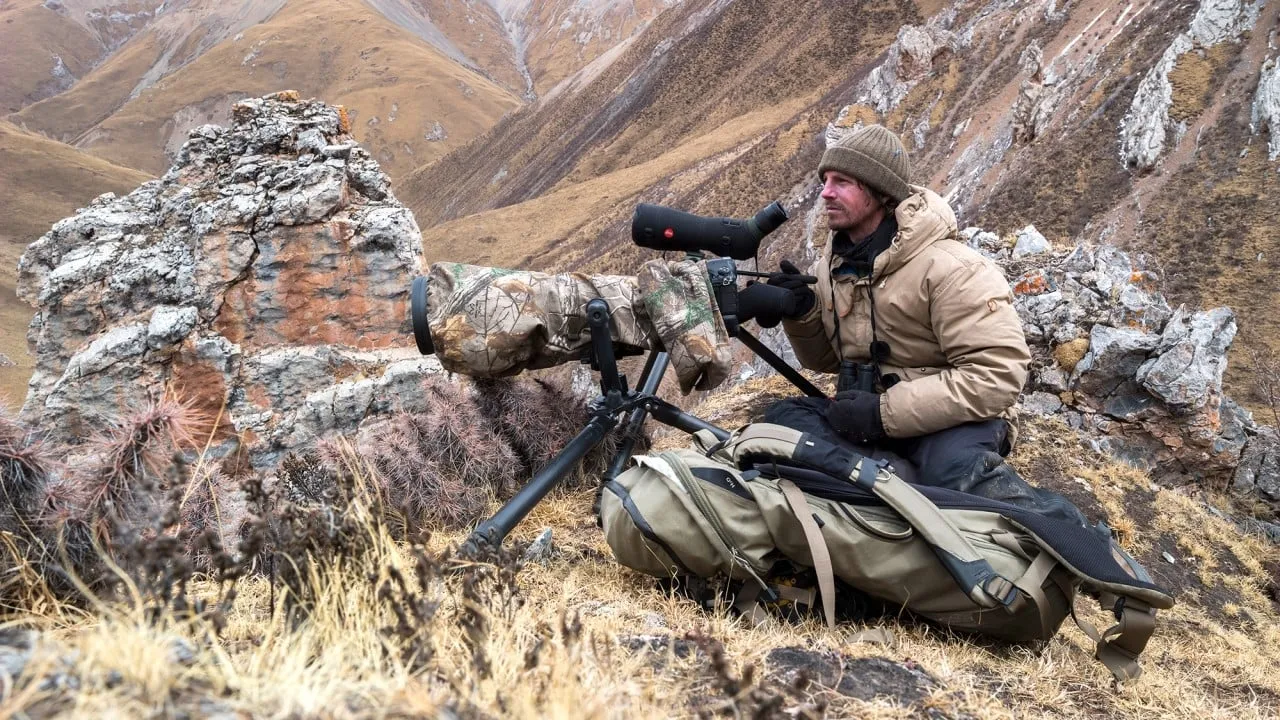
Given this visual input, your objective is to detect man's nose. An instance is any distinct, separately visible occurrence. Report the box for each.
[819,181,835,198]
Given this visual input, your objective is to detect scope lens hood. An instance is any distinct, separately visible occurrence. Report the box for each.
[411,275,435,356]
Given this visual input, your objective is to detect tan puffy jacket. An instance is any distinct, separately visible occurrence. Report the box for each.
[782,187,1030,439]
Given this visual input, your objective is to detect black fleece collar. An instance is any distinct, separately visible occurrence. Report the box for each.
[832,214,898,278]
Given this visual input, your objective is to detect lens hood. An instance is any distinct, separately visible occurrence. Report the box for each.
[411,275,434,356]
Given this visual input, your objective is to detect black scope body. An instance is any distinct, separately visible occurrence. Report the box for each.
[631,201,788,261]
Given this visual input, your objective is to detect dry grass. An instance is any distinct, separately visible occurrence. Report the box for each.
[2,389,1277,718]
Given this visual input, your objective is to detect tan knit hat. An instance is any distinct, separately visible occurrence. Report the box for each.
[818,124,912,202]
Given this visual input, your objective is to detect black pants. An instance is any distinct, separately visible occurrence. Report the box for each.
[763,397,1089,527]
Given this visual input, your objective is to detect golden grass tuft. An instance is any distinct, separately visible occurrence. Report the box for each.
[1052,338,1091,373]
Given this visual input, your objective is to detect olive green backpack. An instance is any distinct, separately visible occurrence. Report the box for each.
[598,423,1175,682]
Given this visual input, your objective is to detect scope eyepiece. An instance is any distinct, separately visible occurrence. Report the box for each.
[748,201,788,239]
[631,201,789,260]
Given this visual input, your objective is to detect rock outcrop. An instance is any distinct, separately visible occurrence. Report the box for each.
[1118,0,1262,171]
[1253,55,1280,160]
[16,93,436,469]
[964,229,1273,488]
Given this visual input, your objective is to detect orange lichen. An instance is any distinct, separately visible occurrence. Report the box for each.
[1013,273,1050,296]
[336,105,352,134]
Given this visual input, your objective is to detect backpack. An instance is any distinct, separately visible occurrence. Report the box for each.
[598,423,1175,682]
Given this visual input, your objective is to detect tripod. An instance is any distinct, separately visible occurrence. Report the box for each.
[462,258,825,555]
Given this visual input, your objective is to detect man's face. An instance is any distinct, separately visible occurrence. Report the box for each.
[820,170,884,236]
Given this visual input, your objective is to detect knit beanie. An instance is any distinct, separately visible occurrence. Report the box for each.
[818,124,912,203]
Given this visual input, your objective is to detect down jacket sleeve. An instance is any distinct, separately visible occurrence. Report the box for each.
[878,261,1030,438]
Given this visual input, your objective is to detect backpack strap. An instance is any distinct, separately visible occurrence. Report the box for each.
[991,530,1064,637]
[733,582,818,625]
[730,426,1024,611]
[778,479,837,628]
[1071,592,1157,683]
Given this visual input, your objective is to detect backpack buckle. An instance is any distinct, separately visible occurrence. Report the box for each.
[984,576,1022,609]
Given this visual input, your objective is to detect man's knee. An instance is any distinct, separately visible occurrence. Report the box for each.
[909,420,1009,484]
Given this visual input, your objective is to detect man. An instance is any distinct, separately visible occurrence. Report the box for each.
[738,124,1085,524]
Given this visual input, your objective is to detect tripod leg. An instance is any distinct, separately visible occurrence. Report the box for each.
[602,351,668,482]
[464,414,619,555]
[734,330,826,398]
[648,399,729,441]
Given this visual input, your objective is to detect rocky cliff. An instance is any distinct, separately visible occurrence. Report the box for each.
[16,93,438,470]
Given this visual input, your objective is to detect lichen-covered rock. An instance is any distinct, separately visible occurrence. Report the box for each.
[1234,431,1280,502]
[1137,306,1236,412]
[826,18,958,134]
[1119,0,1261,171]
[1072,325,1160,397]
[1021,391,1064,416]
[1012,224,1050,258]
[16,93,436,468]
[1251,56,1280,160]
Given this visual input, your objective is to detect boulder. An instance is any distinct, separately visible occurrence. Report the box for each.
[1137,306,1236,412]
[1234,431,1280,503]
[1012,224,1050,258]
[1072,325,1159,397]
[1253,56,1280,160]
[16,93,437,468]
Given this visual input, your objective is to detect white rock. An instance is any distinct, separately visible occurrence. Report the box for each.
[1012,225,1050,258]
[147,306,199,350]
[1251,57,1280,160]
[1119,0,1262,170]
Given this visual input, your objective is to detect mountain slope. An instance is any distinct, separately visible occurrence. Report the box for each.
[0,119,151,408]
[12,0,523,179]
[0,0,124,113]
[408,0,1280,412]
[6,0,287,148]
[497,0,684,98]
[404,0,917,230]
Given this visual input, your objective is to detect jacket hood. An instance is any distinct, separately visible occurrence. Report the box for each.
[876,186,958,277]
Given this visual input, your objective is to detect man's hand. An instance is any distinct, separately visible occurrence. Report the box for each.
[825,389,886,444]
[736,282,796,328]
[767,259,816,316]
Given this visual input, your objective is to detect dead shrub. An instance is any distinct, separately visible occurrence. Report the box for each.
[357,378,523,531]
[473,376,634,491]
